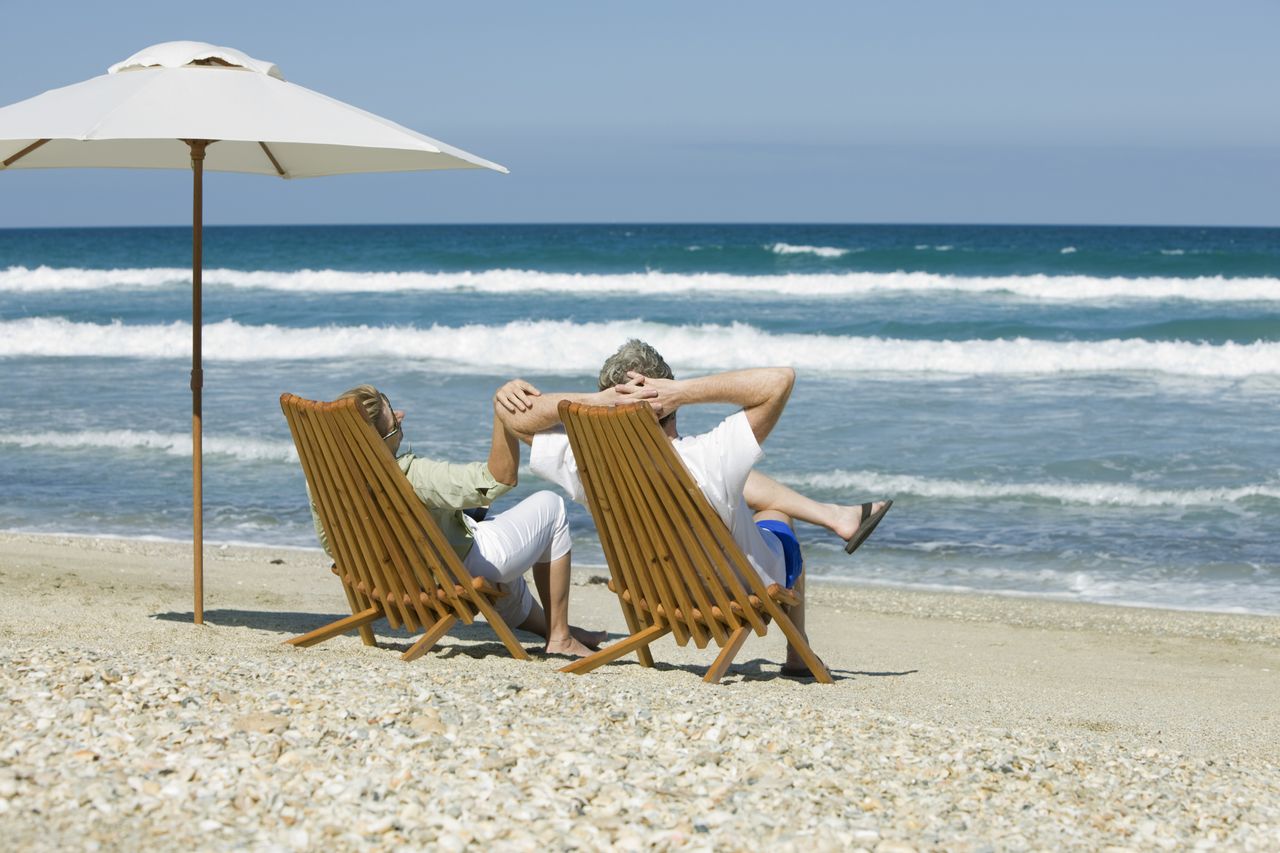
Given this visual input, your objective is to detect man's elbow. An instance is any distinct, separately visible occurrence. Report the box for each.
[770,367,796,399]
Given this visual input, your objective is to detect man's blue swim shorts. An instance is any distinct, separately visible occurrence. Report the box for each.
[755,519,803,589]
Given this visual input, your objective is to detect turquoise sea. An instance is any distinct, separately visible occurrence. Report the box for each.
[0,223,1277,613]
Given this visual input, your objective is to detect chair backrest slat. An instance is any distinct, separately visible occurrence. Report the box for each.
[615,408,744,637]
[562,404,688,644]
[301,400,418,629]
[280,393,485,632]
[328,406,464,624]
[291,400,401,626]
[282,402,376,619]
[597,408,710,646]
[326,407,437,628]
[632,407,770,635]
[562,401,773,643]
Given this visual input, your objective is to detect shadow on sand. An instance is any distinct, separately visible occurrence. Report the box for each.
[151,609,919,683]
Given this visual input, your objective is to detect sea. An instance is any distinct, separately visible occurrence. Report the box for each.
[0,223,1277,615]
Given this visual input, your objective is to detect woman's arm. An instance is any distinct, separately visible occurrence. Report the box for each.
[487,412,520,487]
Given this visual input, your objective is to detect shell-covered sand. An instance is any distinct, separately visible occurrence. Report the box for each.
[1,532,1278,850]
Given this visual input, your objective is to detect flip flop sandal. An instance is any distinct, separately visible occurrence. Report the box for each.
[844,499,893,555]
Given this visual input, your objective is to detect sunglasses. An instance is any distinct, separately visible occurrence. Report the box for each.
[379,394,403,441]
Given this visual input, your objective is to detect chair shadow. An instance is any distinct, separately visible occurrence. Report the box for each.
[152,612,919,682]
[575,654,918,684]
[152,608,545,657]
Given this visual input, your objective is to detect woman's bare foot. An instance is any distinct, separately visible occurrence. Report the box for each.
[570,625,608,650]
[544,633,596,658]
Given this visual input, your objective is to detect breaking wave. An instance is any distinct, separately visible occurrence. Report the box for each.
[2,317,1279,377]
[0,430,298,463]
[766,242,850,258]
[780,470,1280,508]
[2,265,1278,302]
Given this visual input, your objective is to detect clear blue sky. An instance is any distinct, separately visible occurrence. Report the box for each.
[1,0,1276,227]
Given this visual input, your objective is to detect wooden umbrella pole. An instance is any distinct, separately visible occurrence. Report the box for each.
[188,139,210,625]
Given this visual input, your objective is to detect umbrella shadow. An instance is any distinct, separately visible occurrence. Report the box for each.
[153,608,334,636]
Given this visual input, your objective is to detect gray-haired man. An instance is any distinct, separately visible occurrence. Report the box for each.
[494,340,891,676]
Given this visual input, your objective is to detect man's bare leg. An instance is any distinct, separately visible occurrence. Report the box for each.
[754,509,818,672]
[745,470,886,543]
[531,557,603,657]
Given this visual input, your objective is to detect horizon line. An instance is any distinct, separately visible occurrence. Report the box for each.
[2,220,1278,232]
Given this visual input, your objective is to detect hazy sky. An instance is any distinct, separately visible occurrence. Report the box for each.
[1,0,1276,227]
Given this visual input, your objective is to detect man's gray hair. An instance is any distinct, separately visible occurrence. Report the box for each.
[597,339,674,391]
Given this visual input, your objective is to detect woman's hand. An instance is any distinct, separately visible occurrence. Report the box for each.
[494,378,541,414]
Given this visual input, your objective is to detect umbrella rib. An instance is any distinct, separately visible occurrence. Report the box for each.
[2,138,50,168]
[258,142,287,177]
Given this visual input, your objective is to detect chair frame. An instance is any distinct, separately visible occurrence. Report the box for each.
[555,400,831,683]
[279,393,530,663]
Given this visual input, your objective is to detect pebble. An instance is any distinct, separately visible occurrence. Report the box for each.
[0,643,1277,851]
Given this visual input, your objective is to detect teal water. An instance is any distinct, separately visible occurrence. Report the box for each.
[1,224,1277,613]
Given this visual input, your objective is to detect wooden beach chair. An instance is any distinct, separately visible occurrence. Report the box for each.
[556,401,831,684]
[278,393,530,663]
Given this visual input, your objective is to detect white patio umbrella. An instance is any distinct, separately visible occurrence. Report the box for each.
[0,41,507,624]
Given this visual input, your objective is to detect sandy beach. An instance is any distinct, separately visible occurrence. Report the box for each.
[1,531,1277,850]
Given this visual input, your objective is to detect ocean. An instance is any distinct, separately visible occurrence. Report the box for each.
[0,223,1277,614]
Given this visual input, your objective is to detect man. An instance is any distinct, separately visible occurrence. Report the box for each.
[493,340,892,675]
[310,383,603,657]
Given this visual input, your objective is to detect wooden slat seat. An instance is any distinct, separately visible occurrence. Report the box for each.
[280,393,531,663]
[557,401,832,683]
[606,580,800,621]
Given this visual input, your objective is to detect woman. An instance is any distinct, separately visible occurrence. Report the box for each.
[312,382,603,657]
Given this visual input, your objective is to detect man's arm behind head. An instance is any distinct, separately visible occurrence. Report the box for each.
[620,367,795,444]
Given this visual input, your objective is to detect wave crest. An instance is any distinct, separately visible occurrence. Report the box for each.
[780,470,1280,507]
[2,317,1279,378]
[0,430,298,463]
[767,242,850,258]
[4,264,1278,302]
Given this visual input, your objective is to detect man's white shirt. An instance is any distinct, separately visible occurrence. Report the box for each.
[529,410,786,586]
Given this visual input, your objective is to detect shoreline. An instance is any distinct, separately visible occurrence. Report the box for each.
[2,530,1278,848]
[7,527,1277,620]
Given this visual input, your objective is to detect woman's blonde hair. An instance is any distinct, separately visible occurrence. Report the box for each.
[336,384,385,427]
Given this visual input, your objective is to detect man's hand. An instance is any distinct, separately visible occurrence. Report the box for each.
[494,379,541,414]
[614,372,677,418]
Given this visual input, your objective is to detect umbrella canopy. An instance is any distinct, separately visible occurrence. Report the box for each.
[0,42,507,624]
[0,41,507,176]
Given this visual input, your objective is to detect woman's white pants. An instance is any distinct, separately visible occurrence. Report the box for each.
[463,490,572,627]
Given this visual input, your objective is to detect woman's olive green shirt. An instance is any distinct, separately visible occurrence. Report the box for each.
[310,453,512,560]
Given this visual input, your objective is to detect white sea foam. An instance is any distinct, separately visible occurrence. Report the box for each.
[6,264,1277,302]
[2,316,1279,378]
[1161,249,1186,256]
[767,242,850,258]
[1060,246,1077,254]
[779,470,1280,507]
[0,430,298,463]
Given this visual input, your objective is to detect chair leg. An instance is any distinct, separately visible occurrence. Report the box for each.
[561,624,670,675]
[286,607,382,648]
[402,614,457,662]
[620,603,656,668]
[471,593,533,661]
[769,607,833,684]
[341,580,378,647]
[703,625,751,684]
